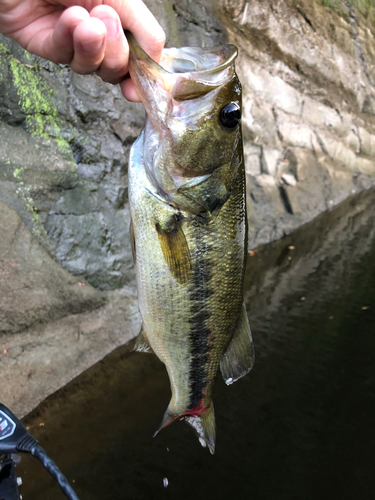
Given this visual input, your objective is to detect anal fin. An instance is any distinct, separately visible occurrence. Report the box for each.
[220,303,255,385]
[133,325,154,354]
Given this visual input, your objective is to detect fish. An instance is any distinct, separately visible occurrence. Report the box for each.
[127,31,254,454]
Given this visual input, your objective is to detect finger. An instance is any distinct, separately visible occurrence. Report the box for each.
[41,6,90,65]
[90,5,129,84]
[112,0,166,62]
[59,0,165,62]
[120,77,141,102]
[69,17,107,75]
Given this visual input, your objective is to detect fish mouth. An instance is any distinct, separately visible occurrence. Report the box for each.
[126,30,237,77]
[126,30,237,108]
[158,45,237,77]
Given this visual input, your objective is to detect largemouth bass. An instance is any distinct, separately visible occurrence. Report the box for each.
[127,32,254,454]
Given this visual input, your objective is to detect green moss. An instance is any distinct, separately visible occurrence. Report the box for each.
[0,42,74,247]
[0,43,71,155]
[13,167,24,178]
[23,189,50,243]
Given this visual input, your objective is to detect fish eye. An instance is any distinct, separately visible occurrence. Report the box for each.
[219,102,241,129]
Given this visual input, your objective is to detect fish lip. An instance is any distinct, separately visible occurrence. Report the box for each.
[160,46,238,77]
[125,30,237,77]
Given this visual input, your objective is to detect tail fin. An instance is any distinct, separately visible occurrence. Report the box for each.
[154,403,216,454]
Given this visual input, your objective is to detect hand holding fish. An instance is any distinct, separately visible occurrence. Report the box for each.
[0,0,165,101]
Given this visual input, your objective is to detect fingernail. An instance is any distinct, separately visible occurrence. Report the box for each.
[101,17,119,42]
[80,37,104,54]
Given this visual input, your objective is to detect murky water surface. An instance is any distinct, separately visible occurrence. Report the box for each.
[18,189,375,500]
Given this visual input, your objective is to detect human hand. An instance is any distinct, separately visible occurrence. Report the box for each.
[0,0,165,101]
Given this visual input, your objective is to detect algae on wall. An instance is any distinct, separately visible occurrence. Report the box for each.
[0,35,137,290]
[0,41,73,149]
[0,41,78,251]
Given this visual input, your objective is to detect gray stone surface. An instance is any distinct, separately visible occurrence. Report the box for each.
[1,287,140,417]
[0,202,105,334]
[1,0,375,416]
[220,0,375,248]
[0,201,140,415]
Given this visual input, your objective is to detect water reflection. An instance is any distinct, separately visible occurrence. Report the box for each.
[19,188,375,500]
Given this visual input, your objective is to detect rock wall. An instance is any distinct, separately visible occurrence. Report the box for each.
[1,0,375,414]
[220,0,375,245]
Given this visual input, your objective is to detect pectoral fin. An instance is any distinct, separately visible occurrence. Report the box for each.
[156,219,192,285]
[178,162,235,214]
[220,303,255,385]
[133,326,154,354]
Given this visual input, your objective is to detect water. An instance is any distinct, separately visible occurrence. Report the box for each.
[17,188,375,500]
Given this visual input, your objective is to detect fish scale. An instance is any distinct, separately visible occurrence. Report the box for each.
[127,32,254,453]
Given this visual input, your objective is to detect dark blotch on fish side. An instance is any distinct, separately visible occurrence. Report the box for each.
[187,236,213,410]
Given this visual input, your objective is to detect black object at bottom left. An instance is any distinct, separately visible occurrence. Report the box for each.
[0,454,21,500]
[0,403,79,500]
